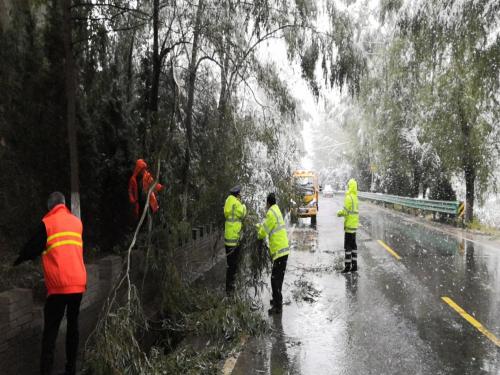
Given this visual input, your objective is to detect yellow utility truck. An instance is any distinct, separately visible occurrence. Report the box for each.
[292,170,319,225]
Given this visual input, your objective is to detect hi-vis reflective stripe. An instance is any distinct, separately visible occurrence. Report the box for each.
[226,204,242,223]
[277,247,289,254]
[270,207,282,224]
[46,231,81,242]
[268,207,286,237]
[43,240,83,255]
[346,195,359,215]
[263,223,271,234]
[225,238,239,245]
[269,224,286,236]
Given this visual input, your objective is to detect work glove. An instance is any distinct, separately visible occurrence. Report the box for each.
[336,210,342,217]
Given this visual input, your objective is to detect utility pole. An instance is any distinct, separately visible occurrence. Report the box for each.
[61,0,81,218]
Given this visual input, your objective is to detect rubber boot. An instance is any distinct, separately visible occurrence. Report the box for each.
[340,263,351,273]
[268,304,282,314]
[350,261,358,273]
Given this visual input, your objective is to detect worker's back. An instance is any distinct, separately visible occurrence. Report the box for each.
[42,204,87,295]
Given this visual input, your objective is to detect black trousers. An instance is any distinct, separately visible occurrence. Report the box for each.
[271,255,288,306]
[40,293,83,375]
[344,232,357,266]
[226,245,241,293]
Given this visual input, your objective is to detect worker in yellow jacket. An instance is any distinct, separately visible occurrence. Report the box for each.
[337,178,359,273]
[257,193,290,314]
[224,185,247,294]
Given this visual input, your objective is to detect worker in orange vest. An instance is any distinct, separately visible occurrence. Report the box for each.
[14,192,87,375]
[128,159,164,220]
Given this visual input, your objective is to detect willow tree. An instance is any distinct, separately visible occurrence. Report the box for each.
[169,0,368,219]
[396,0,500,221]
[342,0,499,221]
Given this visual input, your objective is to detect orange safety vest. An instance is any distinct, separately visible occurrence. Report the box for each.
[42,204,87,296]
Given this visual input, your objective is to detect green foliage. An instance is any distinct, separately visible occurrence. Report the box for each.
[0,0,371,258]
[379,0,403,22]
[238,216,272,295]
[336,0,499,221]
[0,0,374,372]
[85,285,152,375]
[86,252,267,374]
[164,291,268,341]
[149,345,225,374]
[156,288,267,374]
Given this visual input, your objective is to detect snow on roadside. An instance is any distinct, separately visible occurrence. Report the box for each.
[475,196,500,228]
[452,175,500,228]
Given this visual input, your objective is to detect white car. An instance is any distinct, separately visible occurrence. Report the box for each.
[323,184,334,197]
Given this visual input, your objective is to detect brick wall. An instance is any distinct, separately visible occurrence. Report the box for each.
[0,226,222,375]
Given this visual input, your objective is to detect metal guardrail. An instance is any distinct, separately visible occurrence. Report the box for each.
[358,192,463,216]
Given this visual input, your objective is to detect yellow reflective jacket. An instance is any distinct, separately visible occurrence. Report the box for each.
[224,194,247,247]
[337,179,359,233]
[257,204,289,261]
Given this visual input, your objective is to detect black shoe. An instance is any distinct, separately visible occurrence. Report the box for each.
[340,265,351,273]
[350,264,358,272]
[270,299,275,306]
[268,305,282,314]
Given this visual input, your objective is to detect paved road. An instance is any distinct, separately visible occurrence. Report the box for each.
[232,195,500,374]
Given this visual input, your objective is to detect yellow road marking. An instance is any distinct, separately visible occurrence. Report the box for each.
[441,296,500,347]
[377,240,401,260]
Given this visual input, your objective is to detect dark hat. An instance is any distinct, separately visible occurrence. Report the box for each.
[229,185,241,194]
[267,193,276,206]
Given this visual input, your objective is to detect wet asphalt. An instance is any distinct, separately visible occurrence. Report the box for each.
[231,195,500,375]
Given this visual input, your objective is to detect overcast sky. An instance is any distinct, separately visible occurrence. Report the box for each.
[255,0,384,171]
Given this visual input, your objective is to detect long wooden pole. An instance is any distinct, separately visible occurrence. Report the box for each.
[62,0,81,218]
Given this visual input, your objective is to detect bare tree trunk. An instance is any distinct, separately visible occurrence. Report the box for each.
[139,0,161,154]
[464,161,475,223]
[62,0,80,218]
[217,1,232,125]
[150,0,160,114]
[181,0,204,221]
[217,51,230,123]
[126,29,136,104]
[411,165,422,198]
[459,102,475,223]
